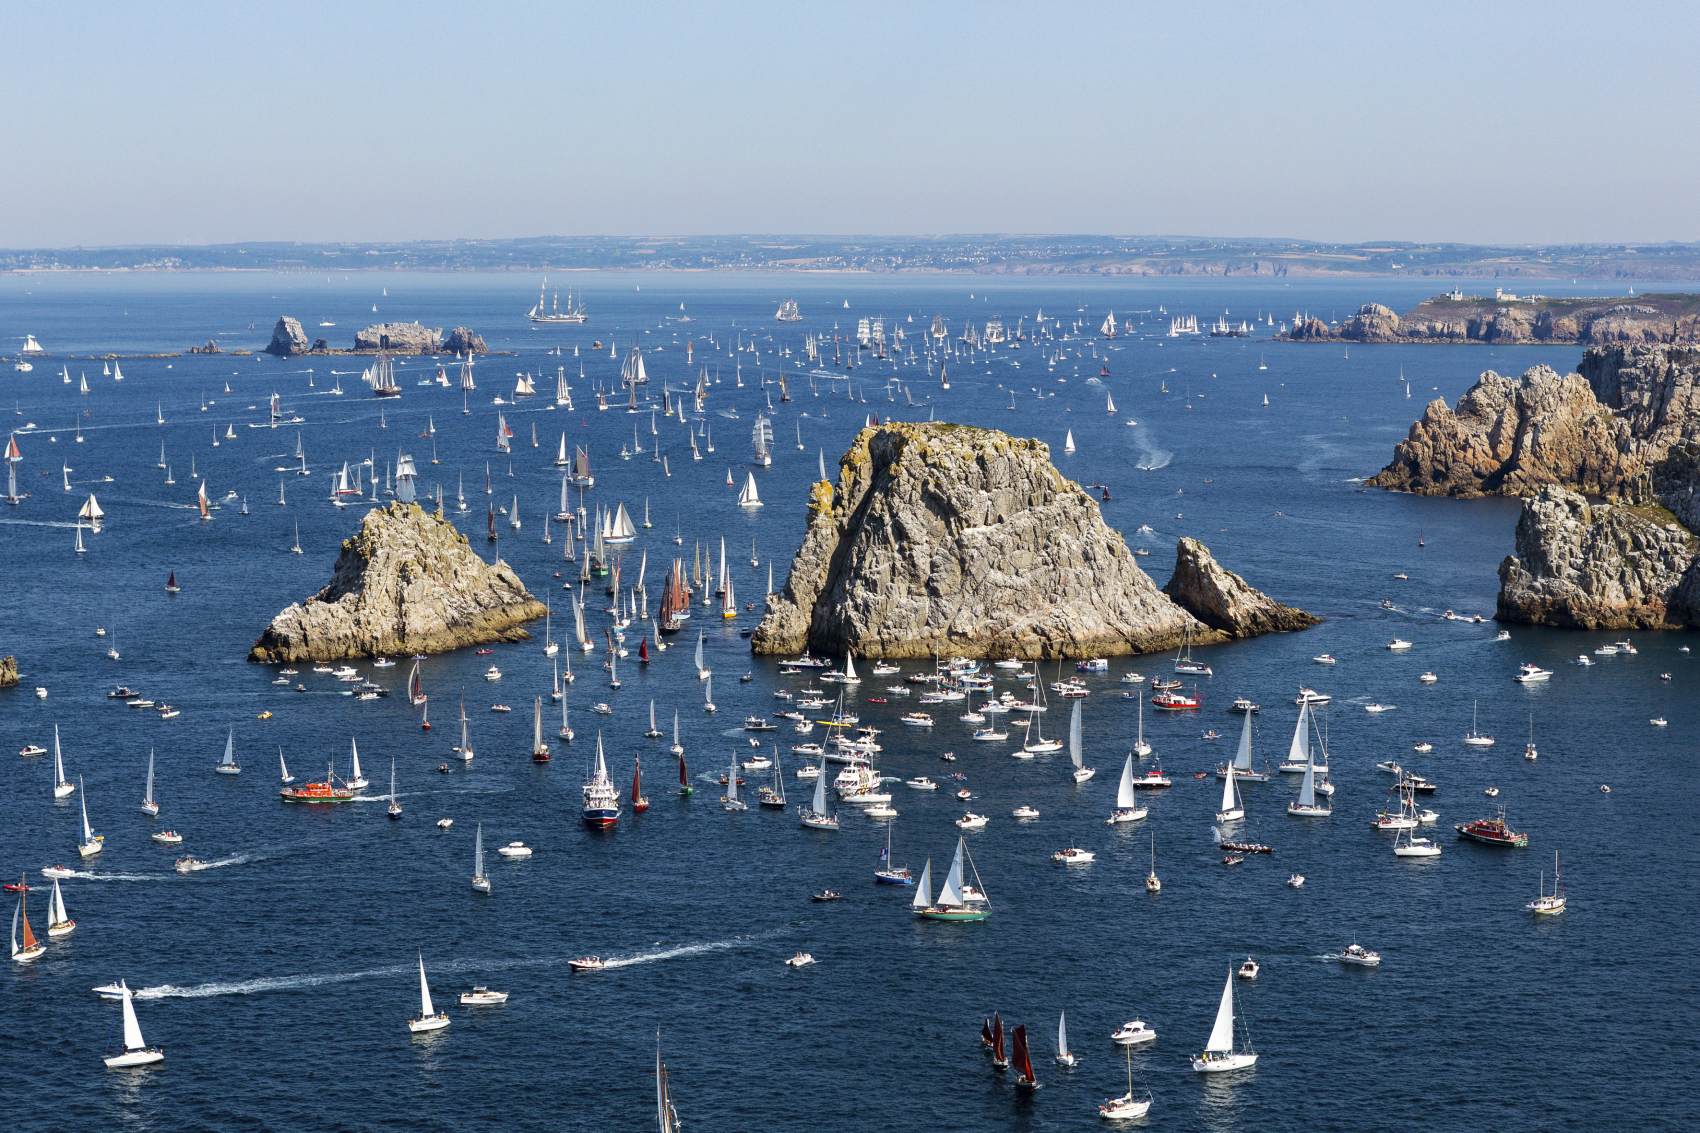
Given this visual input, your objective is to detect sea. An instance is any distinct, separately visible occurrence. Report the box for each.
[1,270,1696,1132]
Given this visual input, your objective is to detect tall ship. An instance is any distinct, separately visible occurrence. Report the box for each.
[930,314,947,340]
[581,735,621,828]
[528,278,587,323]
[568,445,594,487]
[775,300,802,322]
[366,353,401,398]
[621,342,649,386]
[601,502,638,544]
[1168,315,1200,336]
[983,316,1006,344]
[658,559,691,633]
[1209,317,1251,338]
[751,415,773,467]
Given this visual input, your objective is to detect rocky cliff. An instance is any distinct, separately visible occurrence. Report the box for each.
[265,316,312,357]
[262,318,487,356]
[1285,294,1700,345]
[752,423,1221,659]
[353,322,442,353]
[443,327,487,354]
[1496,486,1698,629]
[248,503,546,663]
[0,655,16,688]
[1163,538,1320,636]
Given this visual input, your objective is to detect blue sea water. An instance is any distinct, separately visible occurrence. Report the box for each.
[1,271,1696,1132]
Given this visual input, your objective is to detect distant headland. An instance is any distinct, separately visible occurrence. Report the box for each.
[1286,290,1700,345]
[6,236,1700,280]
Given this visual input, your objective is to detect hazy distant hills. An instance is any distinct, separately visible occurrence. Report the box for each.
[5,235,1700,280]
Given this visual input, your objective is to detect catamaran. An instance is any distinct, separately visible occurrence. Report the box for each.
[912,836,991,921]
[1190,968,1258,1072]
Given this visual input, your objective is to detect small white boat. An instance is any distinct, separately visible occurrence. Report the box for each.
[1099,1044,1153,1120]
[1011,805,1040,818]
[102,983,165,1067]
[437,818,453,829]
[1387,639,1413,651]
[1413,742,1433,753]
[150,831,183,845]
[406,954,451,1032]
[1514,663,1553,683]
[93,982,128,999]
[1312,654,1336,665]
[1651,717,1668,727]
[1237,957,1258,980]
[1051,847,1094,864]
[1337,943,1381,966]
[956,812,989,830]
[905,777,938,791]
[1287,874,1305,887]
[1364,702,1392,713]
[496,841,532,859]
[1111,1019,1156,1046]
[484,665,502,681]
[1526,852,1566,915]
[568,956,605,972]
[785,952,817,968]
[458,986,508,1005]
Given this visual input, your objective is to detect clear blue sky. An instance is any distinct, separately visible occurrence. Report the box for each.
[5,1,1696,247]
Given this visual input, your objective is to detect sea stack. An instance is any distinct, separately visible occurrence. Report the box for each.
[1163,538,1319,637]
[752,423,1216,659]
[248,503,546,663]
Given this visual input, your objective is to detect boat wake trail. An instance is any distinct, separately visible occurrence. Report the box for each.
[181,852,258,871]
[136,962,418,999]
[56,869,167,882]
[600,929,785,970]
[1128,425,1172,471]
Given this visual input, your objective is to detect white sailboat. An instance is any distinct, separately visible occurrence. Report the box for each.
[670,709,683,756]
[1106,753,1148,823]
[139,748,158,813]
[738,471,762,508]
[406,954,450,1032]
[1287,716,1332,817]
[1067,699,1094,782]
[656,1031,683,1131]
[542,599,558,656]
[1145,832,1161,892]
[387,759,402,818]
[1132,696,1151,757]
[1099,1045,1153,1118]
[695,632,710,680]
[1222,707,1268,782]
[1190,968,1257,1072]
[454,701,476,761]
[279,747,295,784]
[77,779,102,857]
[47,877,75,936]
[216,727,241,775]
[472,823,491,893]
[799,756,839,830]
[721,752,747,811]
[1215,761,1244,823]
[913,836,990,920]
[348,737,369,788]
[1055,1010,1077,1067]
[52,726,74,799]
[103,983,165,1066]
[1063,429,1075,454]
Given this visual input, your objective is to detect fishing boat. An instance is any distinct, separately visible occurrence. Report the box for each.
[1190,969,1258,1072]
[471,823,490,893]
[279,756,356,802]
[1337,943,1381,967]
[1455,806,1528,847]
[912,837,991,921]
[77,781,102,857]
[10,881,46,962]
[102,984,165,1066]
[406,954,450,1033]
[1526,852,1566,915]
[215,727,241,775]
[581,734,621,828]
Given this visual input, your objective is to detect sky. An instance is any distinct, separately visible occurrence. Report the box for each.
[3,1,1697,248]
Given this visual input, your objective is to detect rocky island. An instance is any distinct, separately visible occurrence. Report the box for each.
[263,316,487,357]
[1288,293,1700,345]
[248,503,546,663]
[752,423,1313,659]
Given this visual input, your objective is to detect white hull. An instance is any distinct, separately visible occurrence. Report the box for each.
[1105,808,1149,824]
[78,840,103,858]
[1192,1052,1257,1073]
[104,1047,164,1068]
[408,1014,451,1033]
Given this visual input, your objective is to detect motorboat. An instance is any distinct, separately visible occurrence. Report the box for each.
[810,890,843,902]
[899,712,934,727]
[1111,1019,1156,1046]
[1294,687,1331,704]
[1387,639,1413,651]
[1011,805,1040,818]
[1228,698,1259,713]
[568,956,605,972]
[1337,943,1381,967]
[1287,874,1305,887]
[42,865,76,879]
[905,777,938,791]
[1652,717,1669,727]
[1514,663,1553,683]
[784,952,817,968]
[1237,958,1259,980]
[1455,807,1527,847]
[458,986,508,1005]
[150,831,182,845]
[1051,847,1095,864]
[1419,671,1438,682]
[1312,654,1336,665]
[174,857,203,873]
[496,841,533,858]
[484,665,502,681]
[956,812,989,830]
[1413,741,1433,753]
[1364,703,1392,713]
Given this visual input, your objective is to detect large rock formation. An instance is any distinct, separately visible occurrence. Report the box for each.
[0,655,16,688]
[1163,538,1320,637]
[1366,365,1633,497]
[1579,344,1700,458]
[442,327,488,354]
[353,322,443,353]
[752,423,1220,659]
[1285,293,1700,345]
[1496,486,1697,629]
[264,316,312,357]
[248,503,546,663]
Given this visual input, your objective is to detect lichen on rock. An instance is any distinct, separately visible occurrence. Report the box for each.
[248,503,546,663]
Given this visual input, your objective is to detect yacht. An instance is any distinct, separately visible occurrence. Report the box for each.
[1337,943,1381,967]
[102,984,166,1067]
[1387,639,1413,651]
[955,812,989,830]
[496,841,533,858]
[1111,1019,1157,1045]
[1051,847,1095,864]
[1011,805,1040,818]
[406,955,451,1033]
[1463,701,1495,746]
[1419,671,1438,682]
[1514,663,1553,683]
[458,986,508,1005]
[1237,958,1259,980]
[1294,687,1331,704]
[1312,654,1337,665]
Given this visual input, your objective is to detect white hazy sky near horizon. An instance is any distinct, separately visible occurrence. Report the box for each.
[4,1,1697,248]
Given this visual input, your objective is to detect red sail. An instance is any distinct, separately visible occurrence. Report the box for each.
[638,638,650,663]
[678,757,688,785]
[992,1013,1006,1064]
[633,758,642,799]
[1012,1025,1034,1083]
[981,1018,994,1047]
[19,888,38,949]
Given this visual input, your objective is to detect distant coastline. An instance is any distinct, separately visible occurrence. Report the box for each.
[6,235,1700,281]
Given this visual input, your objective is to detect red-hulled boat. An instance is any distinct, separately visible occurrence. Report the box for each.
[279,772,355,803]
[1151,689,1199,711]
[1455,806,1528,847]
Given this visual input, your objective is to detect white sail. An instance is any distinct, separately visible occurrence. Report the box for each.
[1286,700,1310,767]
[1064,429,1075,454]
[912,859,933,909]
[1068,700,1084,769]
[738,472,762,507]
[1117,753,1136,809]
[1205,970,1237,1053]
[533,697,544,754]
[53,726,65,786]
[144,750,155,806]
[121,985,147,1051]
[1219,765,1239,813]
[416,952,435,1013]
[703,673,713,706]
[475,823,484,878]
[725,755,739,802]
[937,837,967,907]
[81,787,93,842]
[350,737,364,782]
[51,878,68,925]
[1107,392,1116,413]
[1058,1011,1070,1059]
[694,634,705,673]
[1297,746,1318,808]
[79,493,104,520]
[844,651,857,682]
[221,728,236,767]
[1235,708,1256,772]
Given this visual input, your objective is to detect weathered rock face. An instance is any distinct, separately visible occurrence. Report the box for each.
[752,423,1215,659]
[1366,365,1633,497]
[1337,303,1401,342]
[248,503,546,663]
[442,327,488,354]
[1579,344,1700,458]
[1496,486,1697,629]
[265,316,312,357]
[1286,292,1700,344]
[188,340,222,354]
[1163,538,1320,637]
[353,322,443,354]
[0,655,16,688]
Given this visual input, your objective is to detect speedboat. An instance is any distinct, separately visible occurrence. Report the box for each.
[174,856,203,873]
[1012,805,1040,818]
[1514,663,1553,683]
[810,890,843,902]
[1312,654,1337,665]
[150,831,183,845]
[436,818,453,829]
[1237,958,1259,979]
[1051,847,1095,864]
[1338,943,1381,966]
[458,987,508,1005]
[19,744,47,757]
[1413,741,1433,753]
[496,841,532,858]
[1652,717,1669,727]
[42,865,76,879]
[1496,630,1511,641]
[785,952,817,968]
[1294,687,1331,704]
[905,777,938,791]
[1364,703,1392,713]
[1419,671,1438,682]
[956,812,988,830]
[899,712,934,727]
[1576,655,1593,666]
[1485,786,1500,797]
[568,956,605,972]
[1376,760,1403,774]
[1387,639,1413,651]
[93,982,129,999]
[1110,1019,1157,1046]
[1594,644,1619,656]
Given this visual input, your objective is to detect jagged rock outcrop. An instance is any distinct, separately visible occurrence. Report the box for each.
[1337,303,1401,342]
[1366,365,1634,497]
[442,327,487,354]
[1496,486,1698,628]
[0,655,16,688]
[353,322,443,354]
[264,316,312,357]
[1579,344,1700,457]
[248,503,546,663]
[1286,292,1700,344]
[188,340,221,354]
[1163,538,1320,637]
[752,424,1219,660]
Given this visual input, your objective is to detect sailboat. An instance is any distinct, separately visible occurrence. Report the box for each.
[279,748,294,784]
[1099,1045,1153,1119]
[348,737,369,787]
[1526,852,1566,915]
[1221,706,1270,782]
[103,983,166,1066]
[216,727,241,774]
[1055,1011,1077,1067]
[77,780,102,857]
[454,701,475,761]
[913,836,990,920]
[1215,761,1244,823]
[1190,968,1258,1072]
[1287,712,1332,817]
[47,877,75,937]
[737,471,762,507]
[694,633,710,680]
[1464,700,1495,746]
[1145,833,1161,892]
[531,697,550,763]
[670,709,683,756]
[52,726,74,799]
[1067,700,1094,782]
[472,823,491,893]
[633,758,649,811]
[873,822,910,882]
[1106,392,1116,414]
[656,1031,683,1132]
[138,748,158,813]
[1012,1024,1038,1090]
[581,734,621,827]
[406,954,450,1032]
[1107,753,1148,823]
[10,882,46,962]
[1063,429,1075,455]
[1132,696,1151,757]
[721,752,747,811]
[798,757,838,830]
[387,759,402,818]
